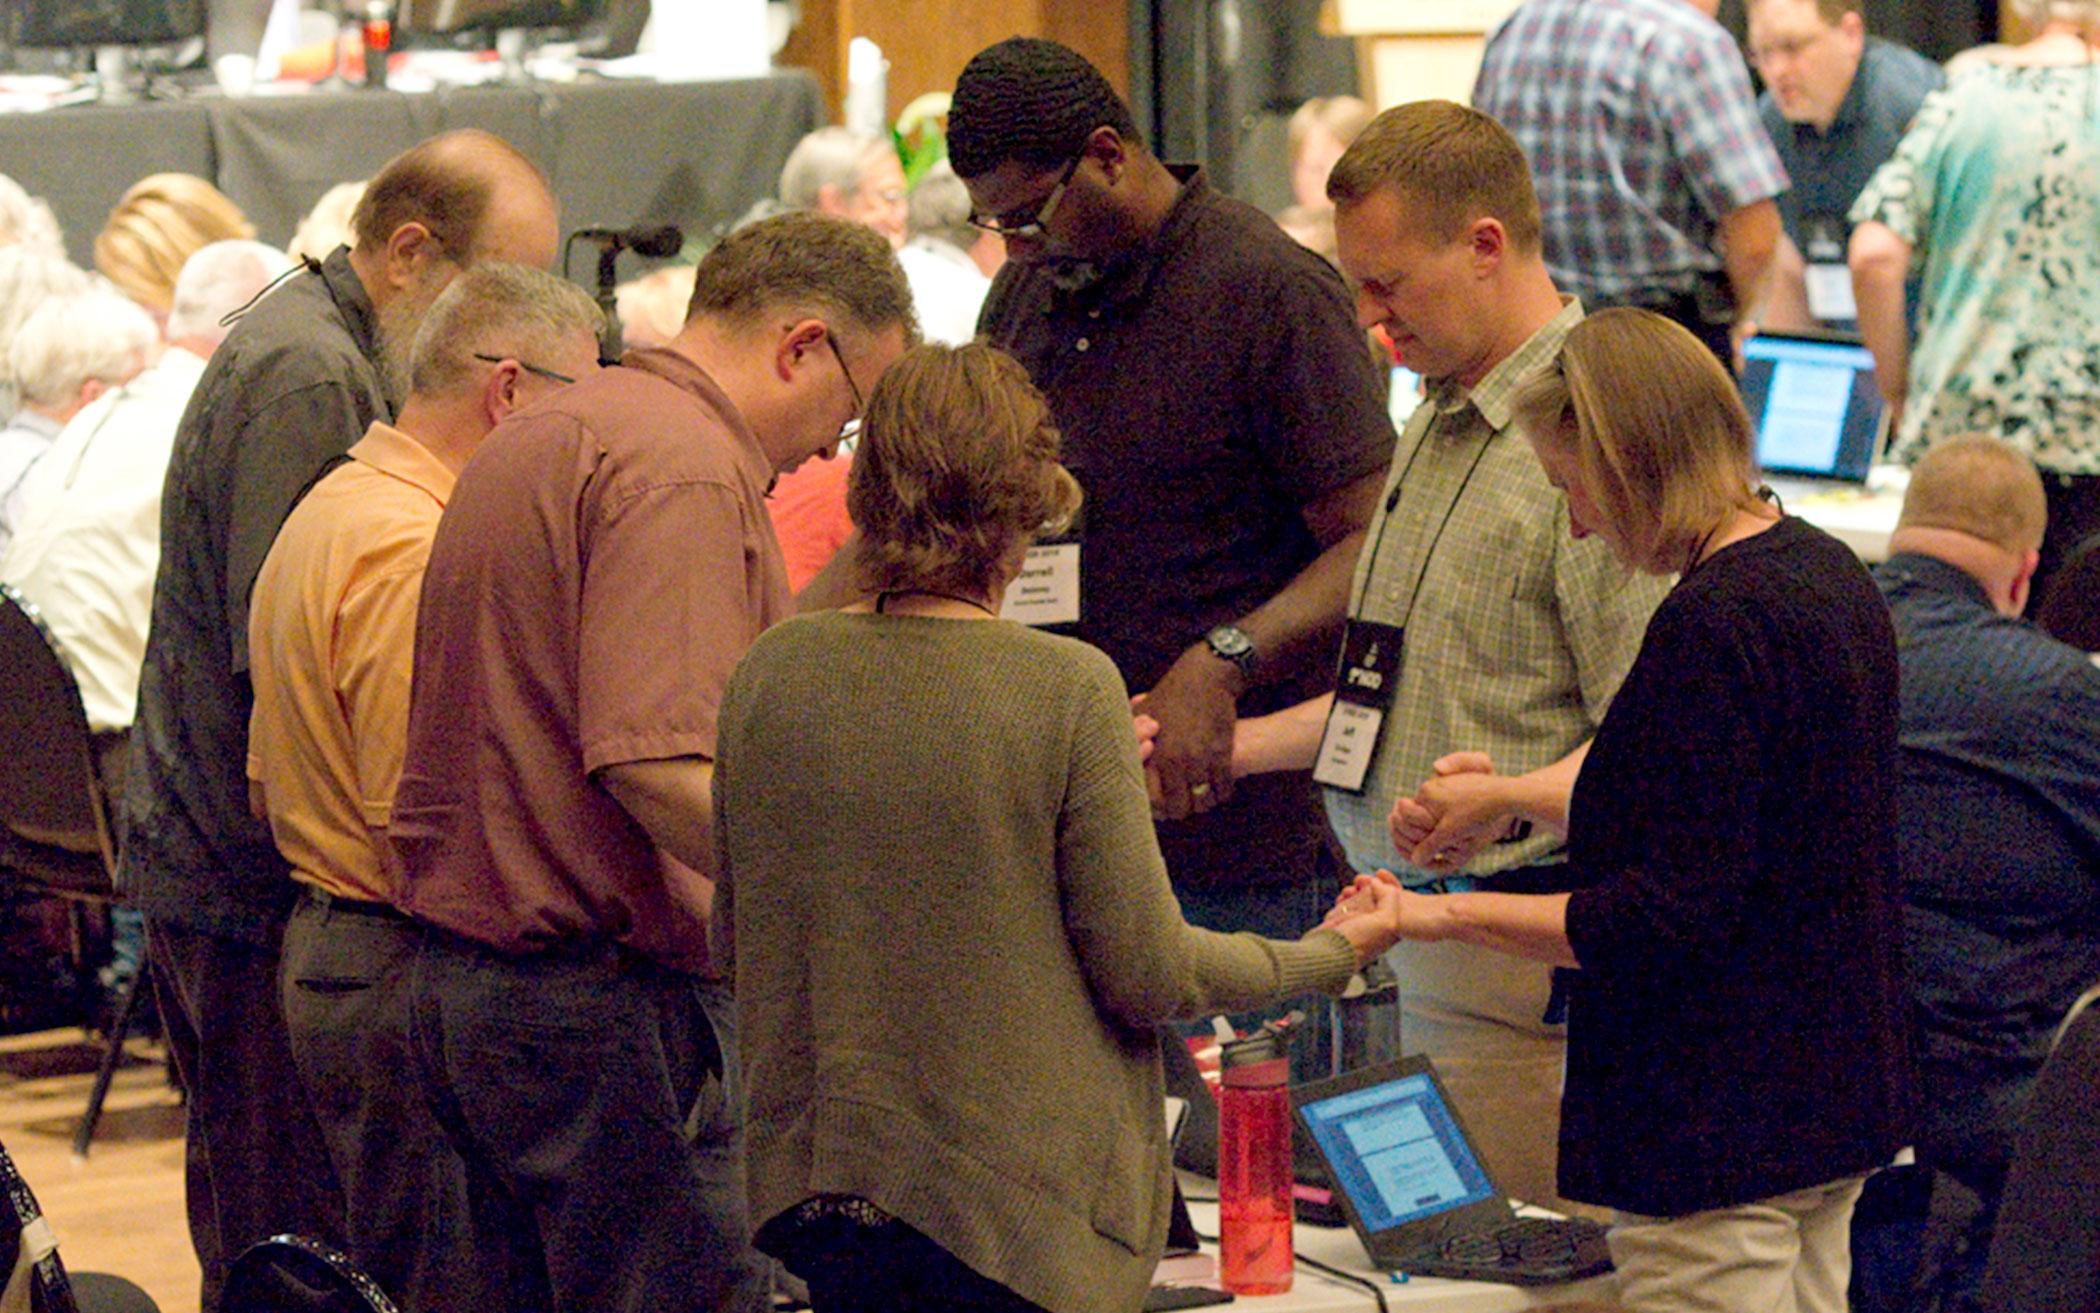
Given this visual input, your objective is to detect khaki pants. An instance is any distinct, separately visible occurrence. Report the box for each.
[1609,1176,1867,1313]
[1388,938,1595,1218]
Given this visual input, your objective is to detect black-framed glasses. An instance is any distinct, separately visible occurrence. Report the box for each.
[825,333,865,445]
[472,351,576,385]
[968,153,1083,240]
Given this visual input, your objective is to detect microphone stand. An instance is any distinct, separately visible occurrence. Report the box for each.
[594,242,623,365]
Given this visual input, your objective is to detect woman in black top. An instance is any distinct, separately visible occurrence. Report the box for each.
[1346,309,1910,1313]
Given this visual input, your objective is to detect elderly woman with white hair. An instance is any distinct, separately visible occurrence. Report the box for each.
[0,285,157,553]
[0,173,64,259]
[0,247,95,413]
[1850,0,2100,609]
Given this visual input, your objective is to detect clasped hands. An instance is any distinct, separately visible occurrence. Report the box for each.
[1129,644,1240,821]
[1388,751,1521,875]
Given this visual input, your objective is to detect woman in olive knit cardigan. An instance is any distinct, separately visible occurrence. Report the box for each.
[712,343,1404,1313]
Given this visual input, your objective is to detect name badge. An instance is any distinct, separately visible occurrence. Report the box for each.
[1802,218,1857,323]
[999,541,1080,626]
[1805,263,1857,323]
[1313,619,1404,794]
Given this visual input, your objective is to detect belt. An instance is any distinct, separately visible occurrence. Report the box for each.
[299,885,409,921]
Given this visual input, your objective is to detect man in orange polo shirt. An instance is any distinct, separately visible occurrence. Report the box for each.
[245,263,602,1311]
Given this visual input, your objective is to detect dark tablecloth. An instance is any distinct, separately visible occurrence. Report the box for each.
[0,71,823,269]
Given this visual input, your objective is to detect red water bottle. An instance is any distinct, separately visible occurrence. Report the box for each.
[1218,1026,1294,1294]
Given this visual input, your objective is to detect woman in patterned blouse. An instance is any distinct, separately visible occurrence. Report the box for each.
[1849,0,2100,607]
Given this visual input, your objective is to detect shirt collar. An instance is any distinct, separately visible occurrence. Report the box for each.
[6,409,64,442]
[1819,40,1878,137]
[1081,164,1208,314]
[1426,295,1585,432]
[318,245,389,406]
[620,346,776,493]
[349,421,458,506]
[1878,551,1996,612]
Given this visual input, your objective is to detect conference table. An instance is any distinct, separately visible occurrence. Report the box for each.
[1172,1187,1619,1313]
[0,70,825,270]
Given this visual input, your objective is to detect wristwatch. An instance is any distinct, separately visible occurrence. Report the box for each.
[1203,624,1258,680]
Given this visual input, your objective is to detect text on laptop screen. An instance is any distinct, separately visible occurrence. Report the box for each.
[1738,335,1883,480]
[1298,1072,1496,1232]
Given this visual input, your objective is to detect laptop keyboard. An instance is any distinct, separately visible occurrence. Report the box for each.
[1437,1217,1606,1269]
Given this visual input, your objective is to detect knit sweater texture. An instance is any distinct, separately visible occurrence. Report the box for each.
[713,613,1358,1313]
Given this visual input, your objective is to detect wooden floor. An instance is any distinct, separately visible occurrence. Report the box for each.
[0,1029,199,1313]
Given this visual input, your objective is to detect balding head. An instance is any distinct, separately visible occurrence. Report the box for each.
[351,130,557,269]
[348,129,561,397]
[1891,435,2049,616]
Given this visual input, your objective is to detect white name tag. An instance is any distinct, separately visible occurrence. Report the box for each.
[1806,262,1858,323]
[999,541,1080,627]
[1312,700,1384,793]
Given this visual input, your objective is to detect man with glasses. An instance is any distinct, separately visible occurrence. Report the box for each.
[948,38,1397,1076]
[389,212,913,1313]
[1472,0,1789,366]
[120,128,560,1309]
[1746,0,1939,331]
[247,263,601,1313]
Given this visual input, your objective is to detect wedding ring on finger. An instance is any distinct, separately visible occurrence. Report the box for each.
[1189,782,1212,798]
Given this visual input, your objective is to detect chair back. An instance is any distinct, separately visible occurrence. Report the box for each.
[0,585,114,872]
[0,1133,83,1313]
[220,1237,398,1313]
[2037,533,2100,654]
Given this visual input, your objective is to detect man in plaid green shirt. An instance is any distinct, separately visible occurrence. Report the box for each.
[1230,102,1670,1214]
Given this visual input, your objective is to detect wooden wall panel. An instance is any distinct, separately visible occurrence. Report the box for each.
[779,0,1130,125]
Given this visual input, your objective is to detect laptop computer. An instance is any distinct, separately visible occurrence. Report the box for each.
[1738,329,1886,495]
[1292,1056,1612,1287]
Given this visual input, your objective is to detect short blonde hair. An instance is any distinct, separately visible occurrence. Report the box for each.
[1288,96,1374,162]
[1510,308,1762,573]
[849,343,1081,598]
[1898,436,2047,554]
[95,173,254,314]
[1326,100,1543,255]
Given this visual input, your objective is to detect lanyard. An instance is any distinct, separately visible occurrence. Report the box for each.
[1354,405,1498,628]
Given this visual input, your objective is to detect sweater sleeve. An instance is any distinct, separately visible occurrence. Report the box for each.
[1563,598,1770,979]
[1053,649,1358,1028]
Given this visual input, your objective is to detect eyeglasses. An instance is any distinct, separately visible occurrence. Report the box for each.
[968,153,1083,240]
[472,352,576,385]
[825,333,865,446]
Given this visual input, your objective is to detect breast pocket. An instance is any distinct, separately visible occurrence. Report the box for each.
[1421,510,1556,682]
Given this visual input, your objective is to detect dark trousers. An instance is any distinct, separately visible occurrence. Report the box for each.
[790,1219,1048,1313]
[147,918,344,1312]
[407,931,769,1313]
[282,891,513,1313]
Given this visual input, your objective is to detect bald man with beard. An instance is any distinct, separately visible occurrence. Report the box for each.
[120,129,559,1310]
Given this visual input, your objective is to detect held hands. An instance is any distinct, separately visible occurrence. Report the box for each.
[1321,870,1447,966]
[1132,705,1161,764]
[1387,751,1516,876]
[1132,645,1241,821]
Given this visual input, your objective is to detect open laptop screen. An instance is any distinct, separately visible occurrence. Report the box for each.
[1739,333,1884,482]
[1297,1070,1495,1232]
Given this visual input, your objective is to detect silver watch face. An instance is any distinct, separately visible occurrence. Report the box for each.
[1207,625,1254,662]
